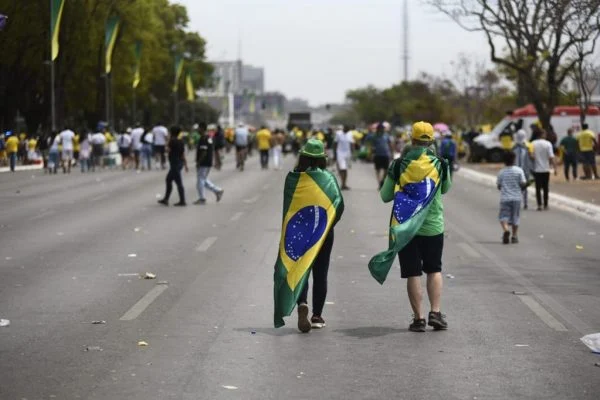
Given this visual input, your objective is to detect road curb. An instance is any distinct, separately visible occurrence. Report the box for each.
[458,166,600,223]
[0,164,43,173]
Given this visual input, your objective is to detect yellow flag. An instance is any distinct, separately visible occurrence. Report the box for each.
[186,72,194,102]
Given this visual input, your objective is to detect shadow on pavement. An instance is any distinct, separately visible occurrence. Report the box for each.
[333,326,408,338]
[233,327,298,336]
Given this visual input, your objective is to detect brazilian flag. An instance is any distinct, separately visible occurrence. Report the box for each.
[368,146,446,284]
[274,170,344,328]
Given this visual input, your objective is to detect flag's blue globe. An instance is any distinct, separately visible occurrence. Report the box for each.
[393,177,435,223]
[284,205,327,261]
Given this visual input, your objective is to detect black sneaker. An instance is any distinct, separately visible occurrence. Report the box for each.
[157,199,168,206]
[428,311,448,330]
[297,303,311,333]
[173,202,186,207]
[194,198,206,205]
[311,315,326,329]
[216,189,224,203]
[409,317,426,332]
[511,236,519,244]
[502,231,510,244]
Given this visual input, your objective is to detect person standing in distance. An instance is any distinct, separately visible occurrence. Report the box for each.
[130,123,144,171]
[234,122,249,171]
[59,126,75,173]
[194,122,224,205]
[118,129,132,170]
[370,122,394,189]
[335,125,354,190]
[158,126,188,207]
[152,123,169,170]
[577,123,599,180]
[531,130,556,211]
[256,125,272,170]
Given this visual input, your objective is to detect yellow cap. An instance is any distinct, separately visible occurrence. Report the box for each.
[411,121,434,141]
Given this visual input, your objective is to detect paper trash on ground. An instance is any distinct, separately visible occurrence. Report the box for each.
[137,341,149,347]
[580,333,600,353]
[0,319,10,327]
[144,272,156,279]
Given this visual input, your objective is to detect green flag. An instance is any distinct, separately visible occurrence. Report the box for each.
[186,71,195,102]
[105,16,121,74]
[273,169,344,328]
[50,0,65,61]
[132,41,142,89]
[173,55,184,92]
[368,146,446,284]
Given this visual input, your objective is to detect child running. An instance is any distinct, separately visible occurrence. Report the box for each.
[497,151,527,244]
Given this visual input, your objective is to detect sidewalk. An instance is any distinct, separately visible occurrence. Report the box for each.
[459,162,600,222]
[0,164,43,173]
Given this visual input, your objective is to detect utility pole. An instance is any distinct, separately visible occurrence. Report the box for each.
[402,0,409,82]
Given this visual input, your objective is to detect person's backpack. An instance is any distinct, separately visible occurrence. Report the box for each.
[440,139,454,158]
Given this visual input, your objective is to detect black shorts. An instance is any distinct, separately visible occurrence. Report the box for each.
[398,234,444,278]
[236,145,247,152]
[119,148,131,157]
[153,145,165,156]
[581,151,596,165]
[92,144,104,157]
[373,155,390,170]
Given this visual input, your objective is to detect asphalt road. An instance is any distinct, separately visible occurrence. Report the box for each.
[1,152,599,400]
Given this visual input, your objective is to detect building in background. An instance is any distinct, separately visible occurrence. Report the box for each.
[241,65,265,94]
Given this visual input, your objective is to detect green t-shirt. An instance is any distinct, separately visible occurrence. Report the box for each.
[560,135,578,155]
[384,147,451,236]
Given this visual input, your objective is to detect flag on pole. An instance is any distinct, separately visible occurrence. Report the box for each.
[368,146,447,284]
[273,170,344,328]
[186,71,195,102]
[249,93,256,113]
[105,16,121,74]
[173,55,184,92]
[50,0,65,61]
[132,41,142,89]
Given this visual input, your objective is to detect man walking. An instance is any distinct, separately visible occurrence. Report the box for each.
[158,126,188,207]
[335,125,354,190]
[513,130,532,209]
[256,125,272,169]
[531,130,556,211]
[59,126,75,173]
[118,129,132,170]
[90,131,106,171]
[130,124,144,171]
[369,122,393,189]
[194,122,224,205]
[234,122,249,171]
[152,123,169,169]
[371,122,452,332]
[559,128,578,181]
[272,129,285,170]
[497,152,527,244]
[577,123,599,180]
[439,131,457,177]
[5,132,19,172]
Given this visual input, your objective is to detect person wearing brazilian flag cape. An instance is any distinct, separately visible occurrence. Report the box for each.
[369,121,452,332]
[273,139,344,332]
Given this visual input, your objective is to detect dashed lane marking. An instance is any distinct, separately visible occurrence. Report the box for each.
[196,236,218,252]
[119,285,168,321]
[230,212,244,221]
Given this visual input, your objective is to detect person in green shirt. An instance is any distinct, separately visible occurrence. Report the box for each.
[379,121,452,332]
[559,128,578,181]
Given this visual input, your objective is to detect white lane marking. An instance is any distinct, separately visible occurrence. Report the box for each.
[230,212,244,221]
[91,193,108,202]
[118,273,140,277]
[29,210,55,221]
[243,195,260,204]
[448,221,591,334]
[119,285,168,321]
[518,295,568,332]
[457,242,481,258]
[196,237,218,252]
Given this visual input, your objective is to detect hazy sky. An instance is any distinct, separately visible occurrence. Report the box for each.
[180,0,489,105]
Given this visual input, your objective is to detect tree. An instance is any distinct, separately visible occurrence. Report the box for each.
[431,0,600,130]
[0,0,214,133]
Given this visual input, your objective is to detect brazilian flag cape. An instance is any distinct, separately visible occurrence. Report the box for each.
[274,169,344,328]
[368,146,445,284]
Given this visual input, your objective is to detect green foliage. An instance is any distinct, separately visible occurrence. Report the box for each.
[0,0,214,132]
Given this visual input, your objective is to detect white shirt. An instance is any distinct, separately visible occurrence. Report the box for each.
[91,132,106,145]
[50,136,60,151]
[59,129,75,150]
[118,133,132,148]
[234,127,249,146]
[532,139,554,173]
[335,130,354,155]
[152,125,168,146]
[131,128,144,150]
[143,132,154,145]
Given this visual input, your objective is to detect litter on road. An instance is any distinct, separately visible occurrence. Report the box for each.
[446,274,455,279]
[91,320,106,325]
[580,333,600,353]
[137,341,149,347]
[512,291,526,295]
[144,272,156,279]
[157,280,169,285]
[84,346,102,352]
[222,385,238,390]
[0,319,10,327]
[576,245,584,250]
[128,253,137,258]
[134,227,141,232]
[515,344,529,347]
